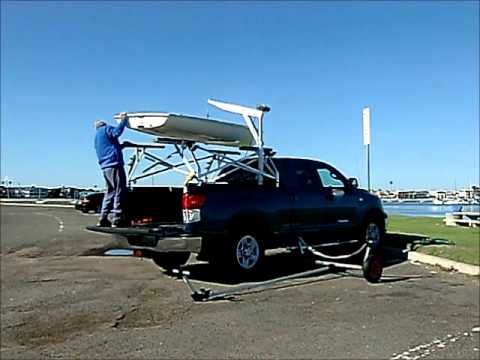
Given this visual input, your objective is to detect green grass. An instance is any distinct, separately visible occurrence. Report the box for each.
[387,215,480,266]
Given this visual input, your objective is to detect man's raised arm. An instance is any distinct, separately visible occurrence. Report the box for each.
[108,113,128,138]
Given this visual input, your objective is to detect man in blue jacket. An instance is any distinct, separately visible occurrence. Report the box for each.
[94,112,129,227]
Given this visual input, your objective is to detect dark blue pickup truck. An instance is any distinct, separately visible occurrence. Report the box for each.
[88,157,387,275]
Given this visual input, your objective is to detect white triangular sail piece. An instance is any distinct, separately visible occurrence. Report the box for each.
[207,99,264,119]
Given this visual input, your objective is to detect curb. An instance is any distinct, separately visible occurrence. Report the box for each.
[0,203,74,209]
[409,252,480,276]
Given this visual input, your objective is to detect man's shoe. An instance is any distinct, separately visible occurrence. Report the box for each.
[97,219,112,227]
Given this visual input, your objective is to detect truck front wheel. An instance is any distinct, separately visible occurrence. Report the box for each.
[362,221,384,249]
[360,220,384,283]
[151,252,191,271]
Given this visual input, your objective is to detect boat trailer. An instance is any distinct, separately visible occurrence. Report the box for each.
[172,237,384,302]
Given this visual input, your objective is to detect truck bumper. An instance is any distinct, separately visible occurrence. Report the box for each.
[86,225,202,253]
[129,235,202,253]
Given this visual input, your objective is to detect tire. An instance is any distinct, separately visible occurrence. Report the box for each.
[362,253,383,283]
[360,219,384,283]
[361,220,384,250]
[151,252,191,271]
[226,232,265,277]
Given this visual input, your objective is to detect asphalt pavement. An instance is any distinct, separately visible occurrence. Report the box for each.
[1,205,479,359]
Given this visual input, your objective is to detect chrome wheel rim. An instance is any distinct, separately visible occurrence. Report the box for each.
[365,223,381,248]
[236,235,260,270]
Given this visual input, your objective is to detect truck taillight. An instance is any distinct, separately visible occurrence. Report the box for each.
[182,193,206,224]
[182,193,206,209]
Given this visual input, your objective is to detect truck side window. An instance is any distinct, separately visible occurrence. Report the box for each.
[223,168,257,184]
[317,168,345,188]
[294,166,320,189]
[221,160,276,187]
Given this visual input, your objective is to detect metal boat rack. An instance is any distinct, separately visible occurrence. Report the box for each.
[172,237,384,302]
[121,99,279,187]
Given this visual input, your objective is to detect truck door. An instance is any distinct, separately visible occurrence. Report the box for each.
[289,160,329,244]
[313,164,358,239]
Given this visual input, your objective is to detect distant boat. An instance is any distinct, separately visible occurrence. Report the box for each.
[419,198,434,204]
[381,198,397,203]
[433,197,470,205]
[398,198,433,204]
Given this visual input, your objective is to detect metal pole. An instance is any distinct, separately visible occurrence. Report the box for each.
[362,107,371,192]
[257,114,264,186]
[367,143,371,192]
[206,265,332,301]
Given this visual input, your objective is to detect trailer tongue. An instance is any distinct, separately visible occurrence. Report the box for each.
[173,236,384,302]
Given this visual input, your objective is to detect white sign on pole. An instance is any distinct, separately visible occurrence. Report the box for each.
[362,107,371,146]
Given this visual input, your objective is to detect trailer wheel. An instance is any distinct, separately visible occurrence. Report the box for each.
[152,252,191,271]
[362,253,383,283]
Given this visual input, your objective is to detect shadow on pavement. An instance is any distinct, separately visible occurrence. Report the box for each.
[386,232,455,251]
[178,252,331,285]
[173,236,422,286]
[81,233,443,288]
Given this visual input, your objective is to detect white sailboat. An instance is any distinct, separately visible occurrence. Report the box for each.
[114,108,255,147]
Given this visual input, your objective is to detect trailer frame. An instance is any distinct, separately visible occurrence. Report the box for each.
[120,99,280,187]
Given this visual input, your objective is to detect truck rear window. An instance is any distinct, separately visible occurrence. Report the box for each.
[219,160,277,186]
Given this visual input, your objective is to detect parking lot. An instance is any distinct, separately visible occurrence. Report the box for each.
[1,205,479,359]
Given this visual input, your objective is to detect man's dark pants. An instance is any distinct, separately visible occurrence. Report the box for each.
[100,166,127,223]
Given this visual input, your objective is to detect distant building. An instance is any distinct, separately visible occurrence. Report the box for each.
[25,187,49,198]
[397,190,432,200]
[0,185,98,199]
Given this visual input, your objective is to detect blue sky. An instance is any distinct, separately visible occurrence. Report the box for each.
[1,1,478,190]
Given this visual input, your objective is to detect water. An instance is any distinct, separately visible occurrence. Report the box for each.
[383,203,480,218]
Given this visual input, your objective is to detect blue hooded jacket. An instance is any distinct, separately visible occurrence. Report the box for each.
[95,119,128,169]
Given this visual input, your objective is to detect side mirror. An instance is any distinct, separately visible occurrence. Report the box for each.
[348,178,359,189]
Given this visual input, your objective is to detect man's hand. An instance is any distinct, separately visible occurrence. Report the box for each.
[109,112,129,138]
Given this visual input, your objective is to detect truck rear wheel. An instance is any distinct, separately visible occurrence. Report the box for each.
[151,252,191,271]
[223,232,265,277]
